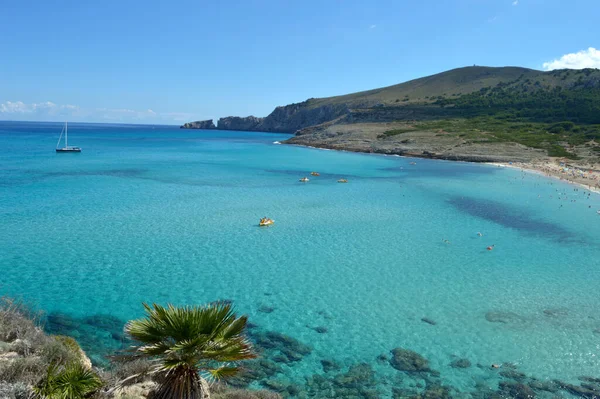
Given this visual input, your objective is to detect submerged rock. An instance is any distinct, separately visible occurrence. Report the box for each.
[498,381,536,399]
[500,368,527,381]
[421,317,437,326]
[485,311,525,324]
[376,353,388,364]
[82,314,124,332]
[46,312,80,332]
[258,305,275,313]
[389,348,430,372]
[528,379,559,393]
[313,326,328,334]
[321,359,341,373]
[542,308,568,317]
[450,358,471,369]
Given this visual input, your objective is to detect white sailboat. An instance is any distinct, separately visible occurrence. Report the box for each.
[55,122,81,152]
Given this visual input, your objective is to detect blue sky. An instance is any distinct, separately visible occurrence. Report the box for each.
[1,0,599,124]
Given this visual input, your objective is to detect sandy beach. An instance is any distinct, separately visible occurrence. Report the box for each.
[488,160,600,194]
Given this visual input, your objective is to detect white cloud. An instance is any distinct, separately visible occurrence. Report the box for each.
[0,101,79,115]
[543,47,600,70]
[512,0,519,6]
[369,24,377,29]
[0,100,193,124]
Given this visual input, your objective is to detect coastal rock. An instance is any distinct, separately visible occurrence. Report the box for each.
[114,380,157,399]
[389,348,430,372]
[180,120,216,129]
[217,116,263,131]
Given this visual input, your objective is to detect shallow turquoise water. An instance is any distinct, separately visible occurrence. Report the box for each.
[1,121,600,397]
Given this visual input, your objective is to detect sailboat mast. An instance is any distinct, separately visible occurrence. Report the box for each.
[65,122,68,148]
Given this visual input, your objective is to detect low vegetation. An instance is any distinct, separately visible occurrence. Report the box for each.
[0,298,275,399]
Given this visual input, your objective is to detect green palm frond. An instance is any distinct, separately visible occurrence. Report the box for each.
[207,366,239,381]
[34,362,103,399]
[124,301,256,399]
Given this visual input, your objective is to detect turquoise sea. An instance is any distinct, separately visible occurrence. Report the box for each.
[1,121,600,397]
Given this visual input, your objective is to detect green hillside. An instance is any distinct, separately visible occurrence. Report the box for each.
[303,66,542,108]
[289,66,600,160]
[302,66,600,110]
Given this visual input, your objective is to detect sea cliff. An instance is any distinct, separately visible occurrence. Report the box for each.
[180,119,216,129]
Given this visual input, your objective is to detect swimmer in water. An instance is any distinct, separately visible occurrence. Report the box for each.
[487,245,495,251]
[477,232,483,237]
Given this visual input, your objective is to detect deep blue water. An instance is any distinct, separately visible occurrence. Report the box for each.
[1,121,600,398]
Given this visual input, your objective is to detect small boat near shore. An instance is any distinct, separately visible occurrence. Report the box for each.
[311,172,320,176]
[55,122,81,153]
[299,177,310,182]
[259,217,274,227]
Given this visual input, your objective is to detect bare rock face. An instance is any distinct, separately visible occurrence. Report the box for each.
[180,120,216,129]
[114,380,157,399]
[216,103,350,133]
[217,116,264,131]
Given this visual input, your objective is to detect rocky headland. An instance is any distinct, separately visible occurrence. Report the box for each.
[182,65,600,186]
[180,119,216,129]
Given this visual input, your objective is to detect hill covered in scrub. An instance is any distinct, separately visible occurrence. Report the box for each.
[182,66,600,162]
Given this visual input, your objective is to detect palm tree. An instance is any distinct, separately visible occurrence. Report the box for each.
[124,301,256,399]
[34,362,103,399]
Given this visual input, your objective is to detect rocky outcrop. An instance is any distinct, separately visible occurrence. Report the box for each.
[257,103,350,133]
[217,116,263,131]
[180,120,216,129]
[215,103,351,133]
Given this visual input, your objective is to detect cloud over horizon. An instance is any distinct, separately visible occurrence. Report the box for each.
[0,101,197,124]
[542,47,600,70]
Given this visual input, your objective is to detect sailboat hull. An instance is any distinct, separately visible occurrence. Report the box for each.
[56,148,81,153]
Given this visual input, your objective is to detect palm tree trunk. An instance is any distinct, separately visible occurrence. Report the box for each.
[152,367,210,399]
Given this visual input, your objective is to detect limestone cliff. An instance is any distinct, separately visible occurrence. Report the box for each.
[217,116,264,131]
[180,120,216,129]
[214,102,351,133]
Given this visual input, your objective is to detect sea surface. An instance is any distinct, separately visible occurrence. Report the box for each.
[1,121,600,397]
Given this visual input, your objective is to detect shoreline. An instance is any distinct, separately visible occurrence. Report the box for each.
[486,161,600,195]
[284,142,600,195]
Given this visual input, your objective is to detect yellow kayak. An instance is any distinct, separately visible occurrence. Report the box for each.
[311,172,320,176]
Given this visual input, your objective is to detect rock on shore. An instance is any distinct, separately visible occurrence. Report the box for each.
[180,120,216,129]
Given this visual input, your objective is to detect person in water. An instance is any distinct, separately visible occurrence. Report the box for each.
[477,232,483,237]
[487,245,495,251]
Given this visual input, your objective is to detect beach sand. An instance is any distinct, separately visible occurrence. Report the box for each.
[488,159,600,194]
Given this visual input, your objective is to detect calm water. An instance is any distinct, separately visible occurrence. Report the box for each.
[1,121,600,397]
